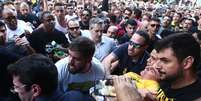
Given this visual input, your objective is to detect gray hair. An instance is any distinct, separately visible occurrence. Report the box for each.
[2,8,17,17]
[89,17,104,29]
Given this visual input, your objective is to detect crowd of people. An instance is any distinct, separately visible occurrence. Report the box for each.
[1,0,201,101]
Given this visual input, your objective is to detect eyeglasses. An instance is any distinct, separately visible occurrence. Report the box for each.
[150,24,160,28]
[69,27,79,30]
[5,16,17,21]
[82,14,90,17]
[10,85,27,94]
[129,41,144,48]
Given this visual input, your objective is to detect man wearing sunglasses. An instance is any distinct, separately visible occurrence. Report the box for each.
[66,19,89,43]
[103,30,150,75]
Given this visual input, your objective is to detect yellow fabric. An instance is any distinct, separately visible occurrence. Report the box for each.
[32,0,37,4]
[125,72,159,93]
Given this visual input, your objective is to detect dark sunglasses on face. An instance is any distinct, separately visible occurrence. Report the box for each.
[69,27,79,30]
[150,24,160,28]
[82,14,90,17]
[129,41,144,48]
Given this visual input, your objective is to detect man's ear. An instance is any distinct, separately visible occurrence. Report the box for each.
[31,84,41,97]
[182,56,194,70]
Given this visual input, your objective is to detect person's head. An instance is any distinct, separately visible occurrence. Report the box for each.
[0,21,6,45]
[141,13,152,22]
[124,19,138,36]
[113,8,122,18]
[89,17,104,43]
[147,18,160,38]
[19,2,30,16]
[123,7,132,19]
[81,9,92,22]
[2,1,17,14]
[162,16,172,28]
[67,19,81,38]
[106,25,118,38]
[2,9,18,30]
[66,3,74,15]
[182,18,194,31]
[147,49,158,66]
[133,8,142,19]
[41,11,55,30]
[47,1,54,11]
[54,2,65,19]
[155,33,200,82]
[172,12,182,23]
[76,2,84,16]
[128,30,150,58]
[68,37,95,74]
[7,54,58,101]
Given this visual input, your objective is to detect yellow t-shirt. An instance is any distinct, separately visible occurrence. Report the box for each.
[125,72,175,101]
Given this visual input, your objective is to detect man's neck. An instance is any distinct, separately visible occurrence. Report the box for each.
[43,26,54,32]
[171,71,198,89]
[81,63,92,73]
[57,17,66,27]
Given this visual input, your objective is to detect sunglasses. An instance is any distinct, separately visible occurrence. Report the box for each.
[129,41,144,48]
[82,14,90,17]
[69,27,79,30]
[150,24,160,28]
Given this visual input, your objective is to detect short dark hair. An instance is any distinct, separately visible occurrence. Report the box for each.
[135,30,150,45]
[155,33,200,70]
[123,7,132,15]
[54,2,64,8]
[41,11,52,21]
[133,8,142,18]
[69,37,95,59]
[125,19,137,27]
[150,17,160,23]
[7,54,58,95]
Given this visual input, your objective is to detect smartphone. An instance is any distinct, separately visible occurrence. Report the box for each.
[94,79,116,97]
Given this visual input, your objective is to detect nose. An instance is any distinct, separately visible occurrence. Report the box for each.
[68,56,74,65]
[155,60,161,70]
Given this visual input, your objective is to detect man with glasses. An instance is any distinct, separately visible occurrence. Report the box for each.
[103,30,150,75]
[7,54,69,101]
[79,9,92,30]
[66,19,89,43]
[2,8,33,44]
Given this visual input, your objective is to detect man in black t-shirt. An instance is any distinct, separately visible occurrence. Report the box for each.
[155,33,201,101]
[28,11,68,55]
